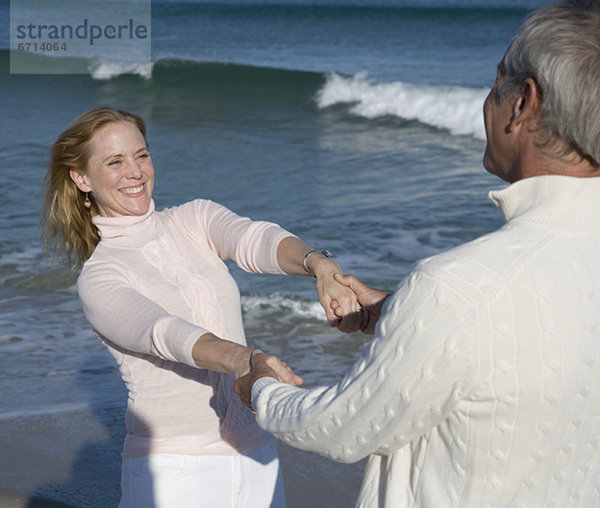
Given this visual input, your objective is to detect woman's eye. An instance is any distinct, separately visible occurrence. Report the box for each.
[139,153,149,159]
[109,160,120,166]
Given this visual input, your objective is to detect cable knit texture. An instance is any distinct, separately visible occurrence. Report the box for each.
[253,175,600,507]
[78,199,292,457]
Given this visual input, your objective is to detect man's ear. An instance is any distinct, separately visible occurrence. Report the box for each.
[509,77,540,129]
[69,169,91,193]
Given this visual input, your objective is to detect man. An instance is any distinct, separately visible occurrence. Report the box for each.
[235,1,600,506]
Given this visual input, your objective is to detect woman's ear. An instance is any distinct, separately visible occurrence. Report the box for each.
[69,169,91,193]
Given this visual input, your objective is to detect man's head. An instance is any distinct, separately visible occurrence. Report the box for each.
[497,1,600,169]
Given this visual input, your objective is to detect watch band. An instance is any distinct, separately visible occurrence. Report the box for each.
[303,249,333,274]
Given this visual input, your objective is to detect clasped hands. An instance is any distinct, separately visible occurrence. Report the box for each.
[234,273,389,409]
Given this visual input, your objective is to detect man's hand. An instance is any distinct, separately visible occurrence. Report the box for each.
[331,274,389,334]
[308,254,363,332]
[234,351,303,409]
[316,270,364,332]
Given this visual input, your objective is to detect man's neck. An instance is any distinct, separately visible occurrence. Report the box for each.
[514,142,599,182]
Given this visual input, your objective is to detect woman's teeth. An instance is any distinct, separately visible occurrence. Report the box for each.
[122,185,144,194]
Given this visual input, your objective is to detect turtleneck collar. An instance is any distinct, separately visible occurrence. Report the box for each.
[489,175,600,235]
[92,199,158,247]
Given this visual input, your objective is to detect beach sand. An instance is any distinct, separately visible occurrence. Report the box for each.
[0,406,123,507]
[0,491,74,508]
[0,406,364,507]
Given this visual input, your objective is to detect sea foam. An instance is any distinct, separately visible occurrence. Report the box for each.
[89,59,153,80]
[242,293,325,320]
[316,72,489,140]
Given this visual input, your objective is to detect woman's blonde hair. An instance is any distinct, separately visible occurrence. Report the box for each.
[42,107,147,269]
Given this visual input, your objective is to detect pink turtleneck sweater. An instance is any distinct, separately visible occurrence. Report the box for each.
[77,199,292,458]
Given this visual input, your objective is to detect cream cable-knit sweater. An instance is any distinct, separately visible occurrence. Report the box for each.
[78,199,292,458]
[252,175,600,507]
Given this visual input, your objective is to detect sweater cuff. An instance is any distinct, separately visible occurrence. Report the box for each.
[251,376,280,409]
[151,316,208,368]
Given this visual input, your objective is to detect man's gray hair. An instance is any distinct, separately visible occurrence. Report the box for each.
[500,0,600,165]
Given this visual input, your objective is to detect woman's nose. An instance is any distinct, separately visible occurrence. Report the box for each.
[124,157,143,178]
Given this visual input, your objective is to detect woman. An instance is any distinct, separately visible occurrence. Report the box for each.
[42,107,360,507]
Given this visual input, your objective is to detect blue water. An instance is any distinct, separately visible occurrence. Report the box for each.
[0,0,547,504]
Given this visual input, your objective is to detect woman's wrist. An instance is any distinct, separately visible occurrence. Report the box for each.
[305,250,339,278]
[303,249,332,276]
[230,346,254,378]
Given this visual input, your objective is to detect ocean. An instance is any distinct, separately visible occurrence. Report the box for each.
[0,0,546,505]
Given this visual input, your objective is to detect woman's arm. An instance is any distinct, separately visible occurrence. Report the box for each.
[191,332,254,377]
[79,263,300,382]
[182,201,365,332]
[192,333,302,383]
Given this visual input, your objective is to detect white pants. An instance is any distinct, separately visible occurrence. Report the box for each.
[119,442,286,508]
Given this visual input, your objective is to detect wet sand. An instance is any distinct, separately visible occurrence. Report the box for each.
[0,490,74,508]
[0,406,364,507]
[0,405,123,507]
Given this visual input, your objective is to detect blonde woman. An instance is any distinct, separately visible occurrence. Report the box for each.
[42,107,361,507]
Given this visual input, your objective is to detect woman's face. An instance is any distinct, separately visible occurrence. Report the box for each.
[71,120,154,217]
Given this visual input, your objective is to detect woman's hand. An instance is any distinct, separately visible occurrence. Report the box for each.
[234,351,303,409]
